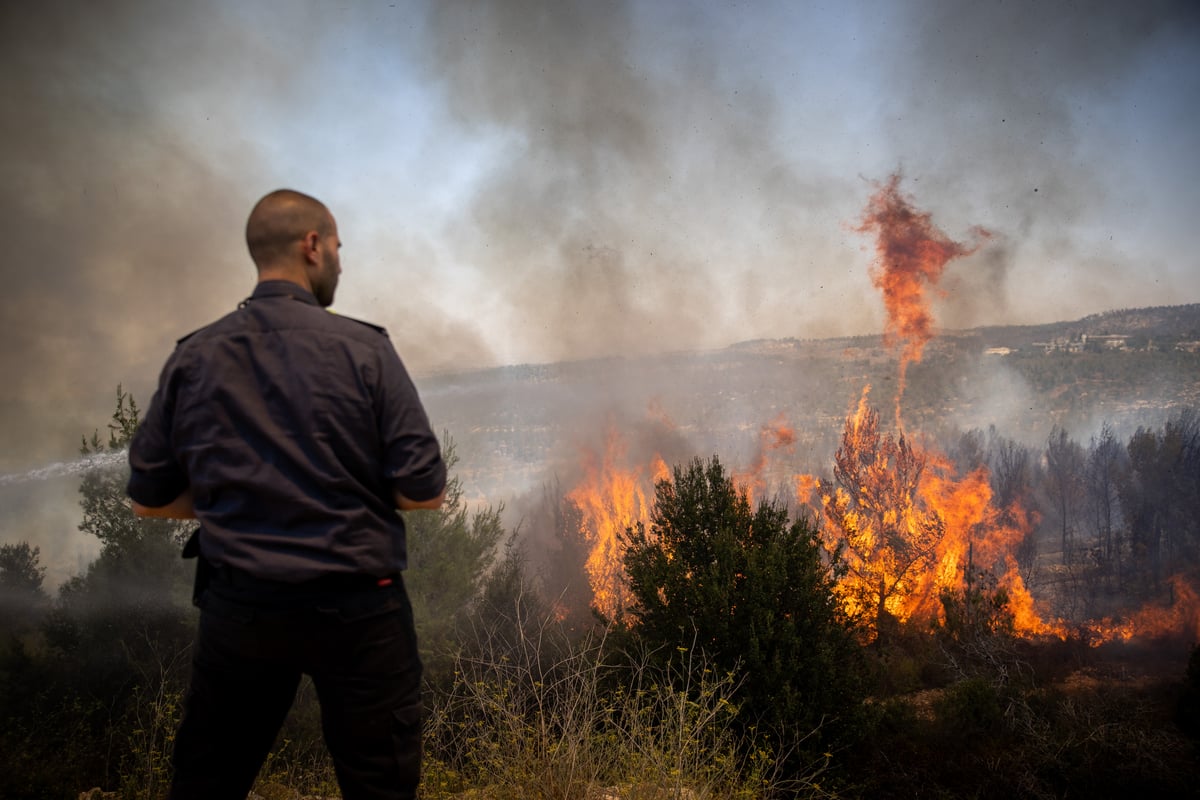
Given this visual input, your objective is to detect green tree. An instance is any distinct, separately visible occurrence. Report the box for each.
[623,456,863,746]
[65,386,193,615]
[404,436,505,674]
[0,542,49,641]
[0,541,47,599]
[0,389,195,798]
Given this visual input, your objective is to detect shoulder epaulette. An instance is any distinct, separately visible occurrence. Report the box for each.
[329,311,389,336]
[175,327,204,346]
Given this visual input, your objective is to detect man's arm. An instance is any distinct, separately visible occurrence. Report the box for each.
[132,487,197,519]
[395,488,446,511]
[377,339,448,513]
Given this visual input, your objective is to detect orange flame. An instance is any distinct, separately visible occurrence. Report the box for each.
[808,392,1059,638]
[1084,574,1200,646]
[563,173,1200,647]
[856,173,989,428]
[815,174,1200,645]
[565,424,665,620]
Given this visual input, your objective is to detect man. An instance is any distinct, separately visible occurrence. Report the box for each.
[127,189,446,800]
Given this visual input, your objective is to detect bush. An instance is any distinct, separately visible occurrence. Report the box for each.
[623,456,865,758]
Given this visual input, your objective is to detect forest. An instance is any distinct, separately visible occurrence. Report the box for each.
[2,385,1199,799]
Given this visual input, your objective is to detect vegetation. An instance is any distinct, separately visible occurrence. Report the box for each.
[623,456,865,753]
[2,390,1200,798]
[404,434,507,674]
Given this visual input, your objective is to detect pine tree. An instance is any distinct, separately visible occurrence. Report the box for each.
[624,456,863,743]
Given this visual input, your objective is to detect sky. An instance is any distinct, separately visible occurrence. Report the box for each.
[1,0,1197,479]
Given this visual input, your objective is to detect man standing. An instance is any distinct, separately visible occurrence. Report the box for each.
[127,189,446,799]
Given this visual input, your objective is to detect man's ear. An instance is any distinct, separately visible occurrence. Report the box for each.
[300,231,321,264]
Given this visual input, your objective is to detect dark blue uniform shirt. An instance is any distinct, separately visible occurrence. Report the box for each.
[127,280,446,582]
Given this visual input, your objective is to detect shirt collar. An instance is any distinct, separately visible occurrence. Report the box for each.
[251,280,321,306]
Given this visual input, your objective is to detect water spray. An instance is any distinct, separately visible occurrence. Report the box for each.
[0,449,128,487]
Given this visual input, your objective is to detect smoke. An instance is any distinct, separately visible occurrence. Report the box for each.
[421,0,871,370]
[875,0,1200,326]
[0,2,267,469]
[5,0,1196,472]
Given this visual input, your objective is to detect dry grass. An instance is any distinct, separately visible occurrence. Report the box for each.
[420,595,822,800]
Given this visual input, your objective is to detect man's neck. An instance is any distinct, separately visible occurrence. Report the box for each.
[256,266,313,295]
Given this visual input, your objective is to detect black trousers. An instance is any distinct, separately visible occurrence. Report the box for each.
[169,572,423,800]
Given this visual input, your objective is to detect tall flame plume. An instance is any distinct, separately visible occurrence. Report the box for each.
[856,173,989,429]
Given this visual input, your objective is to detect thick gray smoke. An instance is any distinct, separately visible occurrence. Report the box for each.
[422,1,869,367]
[0,2,262,469]
[875,0,1200,330]
[417,0,1199,369]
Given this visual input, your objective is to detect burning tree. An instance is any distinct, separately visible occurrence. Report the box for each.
[810,388,1059,642]
[816,392,945,638]
[803,175,1063,644]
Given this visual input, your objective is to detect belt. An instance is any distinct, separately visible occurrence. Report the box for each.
[213,565,398,595]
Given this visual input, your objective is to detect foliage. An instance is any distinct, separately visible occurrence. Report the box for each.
[9,382,1200,796]
[0,542,49,637]
[936,564,1024,687]
[852,668,1196,799]
[0,541,47,596]
[1175,642,1200,739]
[422,603,810,800]
[0,388,195,799]
[404,435,506,675]
[623,456,864,758]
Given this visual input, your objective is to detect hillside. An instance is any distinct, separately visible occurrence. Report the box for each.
[971,303,1200,348]
[420,304,1200,501]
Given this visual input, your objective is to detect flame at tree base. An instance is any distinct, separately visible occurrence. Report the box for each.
[562,404,1200,647]
[566,423,669,621]
[804,387,1055,639]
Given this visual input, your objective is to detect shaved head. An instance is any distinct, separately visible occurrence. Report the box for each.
[245,189,334,270]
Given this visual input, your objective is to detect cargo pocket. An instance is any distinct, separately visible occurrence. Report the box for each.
[392,700,424,794]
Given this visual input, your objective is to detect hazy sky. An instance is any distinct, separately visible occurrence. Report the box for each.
[1,0,1198,473]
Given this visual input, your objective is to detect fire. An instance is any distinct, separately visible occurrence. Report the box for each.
[565,423,668,620]
[808,388,1062,638]
[856,173,989,428]
[818,175,1199,644]
[733,414,796,505]
[562,172,1199,647]
[808,179,1055,638]
[1085,574,1200,645]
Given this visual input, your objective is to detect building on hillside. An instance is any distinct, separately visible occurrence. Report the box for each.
[1081,334,1127,350]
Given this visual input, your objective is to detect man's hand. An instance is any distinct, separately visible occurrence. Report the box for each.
[395,488,446,511]
[132,488,197,519]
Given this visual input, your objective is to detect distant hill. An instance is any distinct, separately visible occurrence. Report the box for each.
[724,303,1200,354]
[421,305,1200,502]
[968,304,1200,350]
